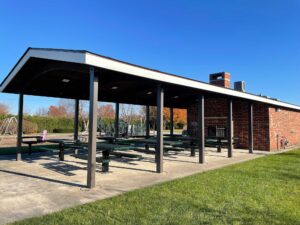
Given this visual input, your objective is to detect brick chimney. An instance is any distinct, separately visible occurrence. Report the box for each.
[209,72,231,88]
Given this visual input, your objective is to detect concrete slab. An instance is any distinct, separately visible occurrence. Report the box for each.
[0,148,269,224]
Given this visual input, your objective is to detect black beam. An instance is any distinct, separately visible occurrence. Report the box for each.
[146,105,150,138]
[17,93,23,161]
[227,99,233,158]
[115,103,119,138]
[156,85,164,173]
[198,95,205,163]
[74,99,79,141]
[87,67,98,188]
[170,107,174,136]
[248,102,254,153]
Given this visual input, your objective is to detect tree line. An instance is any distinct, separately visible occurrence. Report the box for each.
[0,100,187,134]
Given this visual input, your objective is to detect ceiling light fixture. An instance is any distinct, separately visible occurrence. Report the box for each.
[112,86,118,90]
[147,91,152,95]
[62,79,70,83]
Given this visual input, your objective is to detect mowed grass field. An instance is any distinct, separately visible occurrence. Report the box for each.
[11,149,300,225]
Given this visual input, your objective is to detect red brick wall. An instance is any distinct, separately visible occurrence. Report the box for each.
[269,107,300,150]
[187,99,271,151]
[187,98,227,137]
[233,102,270,151]
[211,80,231,88]
[233,101,249,149]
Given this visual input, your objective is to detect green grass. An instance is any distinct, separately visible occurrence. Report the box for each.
[11,149,300,225]
[0,145,57,155]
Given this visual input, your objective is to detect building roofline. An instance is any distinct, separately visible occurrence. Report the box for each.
[1,47,300,111]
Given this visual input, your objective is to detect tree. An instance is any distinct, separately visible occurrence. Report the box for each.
[0,103,9,115]
[120,104,136,124]
[78,101,89,132]
[58,99,89,131]
[139,106,146,124]
[173,109,187,128]
[35,107,48,116]
[98,104,115,119]
[141,107,187,130]
[140,106,158,129]
[164,108,187,129]
[48,105,68,117]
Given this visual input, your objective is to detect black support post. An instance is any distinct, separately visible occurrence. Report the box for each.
[248,102,254,153]
[170,107,174,136]
[227,99,233,158]
[146,105,150,138]
[17,93,23,161]
[197,95,205,163]
[74,99,79,141]
[156,85,164,173]
[87,66,98,188]
[115,103,119,138]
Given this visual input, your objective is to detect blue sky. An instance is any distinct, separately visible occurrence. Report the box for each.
[0,0,299,114]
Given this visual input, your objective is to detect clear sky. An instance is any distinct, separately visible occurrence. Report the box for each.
[0,0,299,114]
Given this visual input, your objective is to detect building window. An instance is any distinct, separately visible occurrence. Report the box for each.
[207,126,226,137]
[216,127,226,137]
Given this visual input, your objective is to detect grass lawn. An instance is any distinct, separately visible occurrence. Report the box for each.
[11,149,300,225]
[0,145,57,155]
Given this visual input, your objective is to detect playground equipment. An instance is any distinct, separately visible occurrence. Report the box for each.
[78,120,146,142]
[98,120,146,137]
[0,117,18,135]
[0,117,18,143]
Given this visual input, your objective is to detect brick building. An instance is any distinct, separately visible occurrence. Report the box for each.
[1,48,300,186]
[187,72,300,151]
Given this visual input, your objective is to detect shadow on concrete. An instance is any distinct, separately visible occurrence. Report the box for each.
[0,169,86,188]
[41,162,85,176]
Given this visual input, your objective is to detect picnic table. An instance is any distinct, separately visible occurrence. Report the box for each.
[116,137,182,146]
[205,137,228,152]
[165,136,237,155]
[71,142,141,172]
[46,139,76,161]
[22,136,43,155]
[115,137,186,155]
[162,136,198,156]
